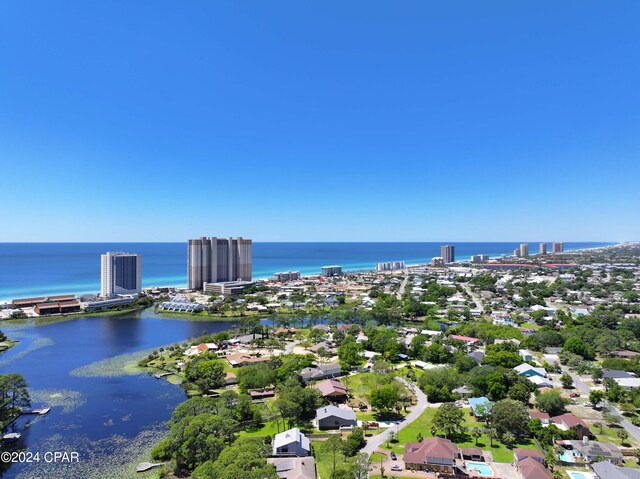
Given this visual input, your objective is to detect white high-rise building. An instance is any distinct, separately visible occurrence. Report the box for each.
[519,243,529,257]
[101,252,142,298]
[188,237,252,290]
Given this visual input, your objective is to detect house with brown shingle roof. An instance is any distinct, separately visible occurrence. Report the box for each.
[314,379,347,402]
[403,438,460,473]
[516,456,552,479]
[528,410,550,424]
[552,413,592,438]
[513,448,544,464]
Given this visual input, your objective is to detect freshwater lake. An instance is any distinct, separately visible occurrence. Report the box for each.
[0,309,248,479]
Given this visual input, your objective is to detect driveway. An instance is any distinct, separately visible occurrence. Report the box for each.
[362,377,428,454]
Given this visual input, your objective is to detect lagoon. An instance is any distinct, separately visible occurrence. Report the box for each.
[0,309,249,478]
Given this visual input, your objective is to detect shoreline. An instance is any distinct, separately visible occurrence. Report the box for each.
[0,242,621,303]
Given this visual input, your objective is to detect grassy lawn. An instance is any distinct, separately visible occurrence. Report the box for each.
[593,423,639,447]
[381,407,541,463]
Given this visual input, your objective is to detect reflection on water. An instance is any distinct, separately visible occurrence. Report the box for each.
[0,308,244,478]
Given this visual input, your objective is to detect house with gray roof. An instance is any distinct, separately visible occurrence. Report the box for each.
[316,405,357,430]
[592,461,640,479]
[300,363,342,382]
[268,457,317,479]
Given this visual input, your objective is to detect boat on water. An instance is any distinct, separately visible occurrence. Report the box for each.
[2,433,21,442]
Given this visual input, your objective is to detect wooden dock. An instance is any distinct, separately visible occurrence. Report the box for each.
[136,462,164,472]
[154,372,172,379]
[22,407,51,415]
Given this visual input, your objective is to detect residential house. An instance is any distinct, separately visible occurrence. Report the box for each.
[268,457,317,479]
[528,376,553,388]
[514,363,546,378]
[272,428,311,457]
[450,335,481,346]
[403,437,461,473]
[226,353,272,368]
[592,460,640,479]
[528,410,550,425]
[552,414,592,439]
[314,379,348,402]
[468,351,485,364]
[316,406,357,430]
[514,449,544,464]
[299,363,342,382]
[469,397,492,418]
[515,456,552,479]
[519,349,533,362]
[561,439,623,464]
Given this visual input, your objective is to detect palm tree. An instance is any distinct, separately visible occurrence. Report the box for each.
[472,428,482,446]
[618,429,629,444]
[487,428,497,447]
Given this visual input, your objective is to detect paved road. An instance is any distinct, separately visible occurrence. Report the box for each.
[362,377,428,454]
[564,368,640,444]
[397,274,410,299]
[462,284,484,313]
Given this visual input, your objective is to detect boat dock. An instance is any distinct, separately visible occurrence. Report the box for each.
[136,462,164,472]
[22,407,51,415]
[153,372,172,379]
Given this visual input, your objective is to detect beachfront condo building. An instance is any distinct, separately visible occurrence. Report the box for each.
[188,237,252,290]
[520,243,530,257]
[321,265,343,277]
[440,245,455,264]
[540,243,547,255]
[101,252,142,298]
[553,242,564,253]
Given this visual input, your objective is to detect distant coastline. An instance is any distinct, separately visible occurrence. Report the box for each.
[0,241,617,302]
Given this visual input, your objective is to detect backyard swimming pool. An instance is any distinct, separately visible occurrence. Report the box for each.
[567,470,596,479]
[466,461,493,476]
[560,450,576,462]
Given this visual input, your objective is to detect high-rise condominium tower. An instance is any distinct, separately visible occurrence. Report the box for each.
[188,237,252,290]
[440,245,455,264]
[520,243,529,257]
[539,243,547,255]
[552,242,564,253]
[101,252,142,298]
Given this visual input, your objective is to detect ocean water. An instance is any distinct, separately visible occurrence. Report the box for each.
[0,242,613,300]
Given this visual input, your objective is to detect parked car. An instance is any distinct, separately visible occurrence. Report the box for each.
[368,422,379,427]
[570,393,580,398]
[391,465,402,471]
[390,452,397,460]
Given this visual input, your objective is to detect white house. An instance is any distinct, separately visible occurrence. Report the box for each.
[272,428,311,457]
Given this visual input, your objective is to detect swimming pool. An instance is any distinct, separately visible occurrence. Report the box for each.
[466,461,492,476]
[567,471,595,479]
[559,450,576,462]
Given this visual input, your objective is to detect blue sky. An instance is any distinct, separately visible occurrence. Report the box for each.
[1,1,638,242]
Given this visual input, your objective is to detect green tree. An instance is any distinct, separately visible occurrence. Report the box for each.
[472,428,482,446]
[183,355,227,394]
[338,341,364,370]
[0,373,30,422]
[344,427,367,456]
[536,390,567,417]
[369,384,400,411]
[560,373,574,389]
[501,431,516,448]
[491,399,530,438]
[618,429,629,444]
[487,428,497,447]
[324,435,345,476]
[192,437,277,479]
[352,452,371,479]
[508,382,532,404]
[433,403,464,439]
[589,390,604,406]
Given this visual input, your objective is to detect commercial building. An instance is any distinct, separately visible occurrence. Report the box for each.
[101,252,142,298]
[376,261,405,272]
[321,265,342,277]
[273,271,301,282]
[188,237,252,290]
[203,280,254,295]
[519,243,529,257]
[539,243,547,255]
[440,245,455,264]
[34,299,81,315]
[12,294,76,308]
[431,257,444,267]
[553,242,564,253]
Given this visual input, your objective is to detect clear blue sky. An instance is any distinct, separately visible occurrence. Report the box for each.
[1,1,638,242]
